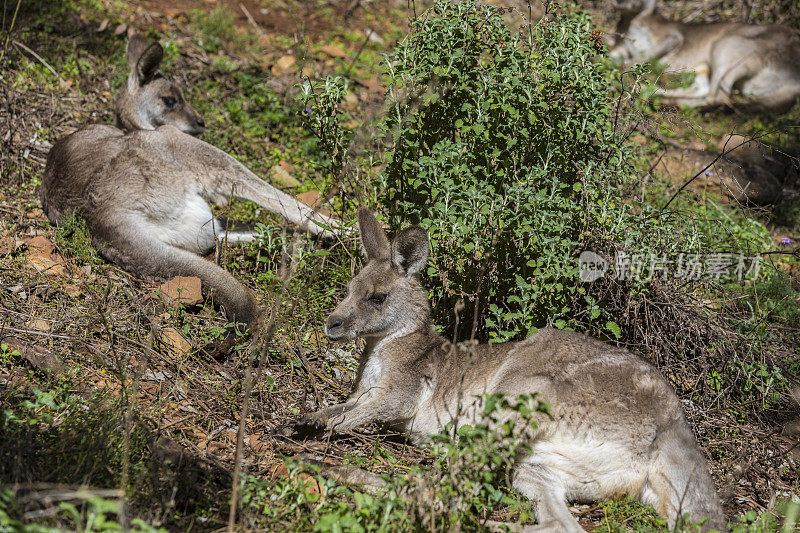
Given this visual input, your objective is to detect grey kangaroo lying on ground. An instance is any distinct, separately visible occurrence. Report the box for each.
[294,208,726,532]
[610,0,800,112]
[41,35,344,340]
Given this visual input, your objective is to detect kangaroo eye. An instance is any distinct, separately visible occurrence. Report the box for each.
[368,293,387,304]
[161,96,176,107]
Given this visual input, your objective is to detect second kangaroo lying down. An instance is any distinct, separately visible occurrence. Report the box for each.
[296,208,725,532]
[610,0,800,112]
[41,35,344,335]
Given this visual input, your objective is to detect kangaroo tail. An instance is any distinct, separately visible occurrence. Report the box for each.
[90,216,259,332]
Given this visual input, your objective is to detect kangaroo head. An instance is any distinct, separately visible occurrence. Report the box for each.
[114,34,205,135]
[325,208,430,342]
[614,0,657,15]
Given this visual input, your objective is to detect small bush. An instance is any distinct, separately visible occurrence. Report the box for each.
[242,394,549,531]
[54,209,101,266]
[379,0,635,341]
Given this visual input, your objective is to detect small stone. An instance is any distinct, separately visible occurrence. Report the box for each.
[365,28,384,44]
[158,276,203,306]
[296,190,322,209]
[62,284,83,298]
[0,232,13,255]
[27,252,67,277]
[319,44,347,58]
[27,319,51,332]
[159,327,192,357]
[24,236,54,255]
[272,55,296,76]
[271,164,301,188]
[344,92,359,107]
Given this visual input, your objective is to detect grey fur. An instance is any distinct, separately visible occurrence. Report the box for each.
[41,35,345,330]
[611,0,800,112]
[298,208,726,532]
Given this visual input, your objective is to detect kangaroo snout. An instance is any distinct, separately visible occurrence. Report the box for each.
[183,114,206,136]
[324,312,350,341]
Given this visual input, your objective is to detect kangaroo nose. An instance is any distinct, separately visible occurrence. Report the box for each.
[196,117,205,128]
[325,316,344,338]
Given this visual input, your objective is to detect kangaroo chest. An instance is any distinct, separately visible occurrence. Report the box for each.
[139,191,218,254]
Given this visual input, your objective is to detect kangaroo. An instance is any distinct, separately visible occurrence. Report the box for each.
[40,35,345,337]
[610,0,800,112]
[114,34,206,135]
[295,208,726,532]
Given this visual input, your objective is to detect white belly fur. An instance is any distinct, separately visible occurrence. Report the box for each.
[526,432,646,502]
[142,192,218,254]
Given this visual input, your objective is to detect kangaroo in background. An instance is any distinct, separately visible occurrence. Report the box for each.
[610,0,800,112]
[41,35,345,338]
[295,208,725,532]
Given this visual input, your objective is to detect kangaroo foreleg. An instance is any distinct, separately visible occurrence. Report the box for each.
[295,401,358,434]
[648,31,683,60]
[234,178,342,239]
[176,131,346,238]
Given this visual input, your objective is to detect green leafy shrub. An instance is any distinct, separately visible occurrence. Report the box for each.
[54,209,101,266]
[242,394,549,531]
[379,0,634,341]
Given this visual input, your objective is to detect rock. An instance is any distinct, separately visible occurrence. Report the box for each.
[158,327,192,357]
[2,336,63,375]
[297,190,322,209]
[319,44,347,58]
[297,190,335,219]
[301,65,315,78]
[158,276,203,306]
[365,28,384,44]
[26,319,51,332]
[0,232,14,255]
[270,461,321,495]
[344,92,359,107]
[272,55,296,76]
[360,77,381,93]
[62,284,83,298]
[25,237,67,277]
[271,164,301,188]
[24,235,54,255]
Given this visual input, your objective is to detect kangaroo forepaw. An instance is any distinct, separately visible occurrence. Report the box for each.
[293,414,328,438]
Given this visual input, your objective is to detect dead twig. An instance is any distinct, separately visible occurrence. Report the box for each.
[11,40,67,87]
[240,4,268,43]
[228,235,303,532]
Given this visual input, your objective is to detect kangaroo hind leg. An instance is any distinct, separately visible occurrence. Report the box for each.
[213,216,259,245]
[656,63,711,101]
[644,428,725,532]
[513,463,585,533]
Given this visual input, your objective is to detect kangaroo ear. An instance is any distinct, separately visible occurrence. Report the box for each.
[391,226,428,277]
[358,208,390,262]
[135,42,163,86]
[126,34,149,70]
